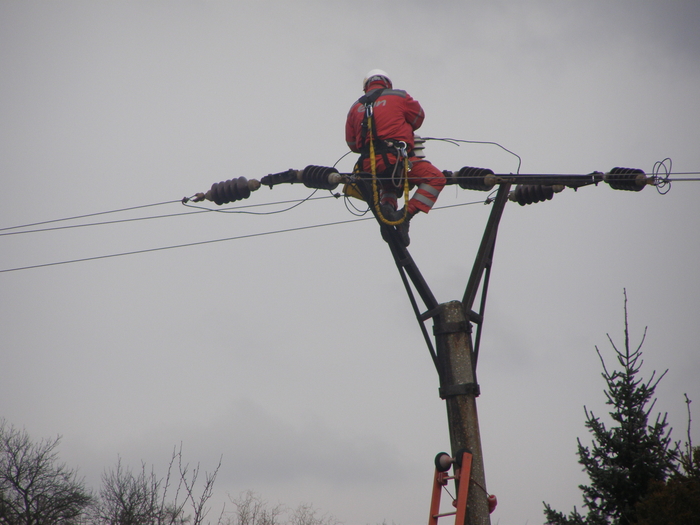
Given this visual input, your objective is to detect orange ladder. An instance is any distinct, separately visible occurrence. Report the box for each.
[428,451,472,525]
[428,451,496,524]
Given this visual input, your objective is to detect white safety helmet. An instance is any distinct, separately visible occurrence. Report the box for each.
[363,69,392,91]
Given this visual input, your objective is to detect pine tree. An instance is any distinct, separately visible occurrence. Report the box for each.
[543,292,678,525]
[633,395,700,524]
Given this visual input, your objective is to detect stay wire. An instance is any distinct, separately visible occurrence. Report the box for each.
[0,198,486,273]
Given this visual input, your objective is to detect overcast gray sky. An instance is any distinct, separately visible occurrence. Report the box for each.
[1,1,699,524]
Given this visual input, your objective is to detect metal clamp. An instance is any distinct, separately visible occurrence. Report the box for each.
[433,320,471,336]
[439,382,481,399]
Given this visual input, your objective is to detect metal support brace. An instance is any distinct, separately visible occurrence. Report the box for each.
[355,175,510,391]
[353,174,442,374]
[463,183,511,310]
[462,183,511,369]
[433,320,471,336]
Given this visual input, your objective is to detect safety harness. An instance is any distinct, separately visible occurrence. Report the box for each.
[355,89,410,226]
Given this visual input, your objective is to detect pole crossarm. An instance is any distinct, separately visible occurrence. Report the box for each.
[446,172,605,189]
[184,164,657,206]
[443,168,654,192]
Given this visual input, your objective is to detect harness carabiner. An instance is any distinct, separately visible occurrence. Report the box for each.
[396,141,408,159]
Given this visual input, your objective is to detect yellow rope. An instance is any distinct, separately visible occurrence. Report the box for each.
[368,117,410,226]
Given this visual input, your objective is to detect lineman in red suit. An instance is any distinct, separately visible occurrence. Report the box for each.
[345,69,445,245]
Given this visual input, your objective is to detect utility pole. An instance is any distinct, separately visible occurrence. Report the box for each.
[188,162,658,525]
[428,183,509,525]
[434,300,490,524]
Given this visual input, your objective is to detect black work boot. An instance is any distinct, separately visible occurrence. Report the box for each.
[395,209,412,247]
[378,204,412,247]
[379,203,400,222]
[379,204,396,244]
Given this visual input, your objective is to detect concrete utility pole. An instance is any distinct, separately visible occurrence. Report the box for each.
[428,184,509,525]
[434,301,490,525]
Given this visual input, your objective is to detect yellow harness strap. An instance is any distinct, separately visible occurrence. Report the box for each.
[367,117,410,226]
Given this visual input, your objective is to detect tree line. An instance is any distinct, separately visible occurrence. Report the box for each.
[0,425,337,525]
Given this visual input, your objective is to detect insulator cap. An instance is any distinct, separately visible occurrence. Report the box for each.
[605,167,647,191]
[448,166,496,191]
[413,135,426,158]
[208,176,252,205]
[512,184,555,206]
[301,165,340,190]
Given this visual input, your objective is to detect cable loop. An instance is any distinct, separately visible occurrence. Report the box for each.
[653,158,672,195]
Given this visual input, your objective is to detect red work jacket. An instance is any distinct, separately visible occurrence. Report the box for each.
[345,81,425,153]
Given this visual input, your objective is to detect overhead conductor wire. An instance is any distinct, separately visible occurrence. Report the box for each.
[2,145,698,273]
[0,200,181,233]
[2,195,341,237]
[0,198,487,273]
[1,195,487,274]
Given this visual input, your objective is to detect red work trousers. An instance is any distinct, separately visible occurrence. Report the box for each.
[359,156,445,215]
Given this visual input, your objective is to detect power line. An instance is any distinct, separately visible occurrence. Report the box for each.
[1,194,339,237]
[0,209,208,237]
[0,216,372,274]
[4,167,699,237]
[0,199,485,274]
[3,163,699,271]
[4,171,700,239]
[0,200,182,232]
